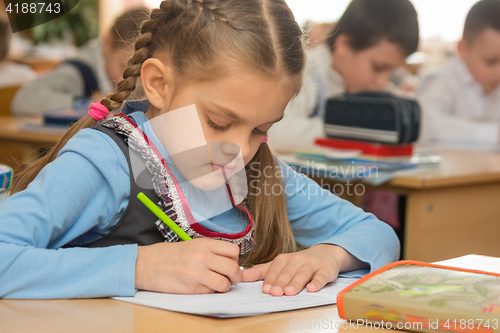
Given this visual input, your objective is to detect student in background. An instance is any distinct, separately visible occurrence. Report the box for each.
[0,13,35,89]
[0,0,398,299]
[11,7,149,116]
[417,0,500,145]
[267,0,419,152]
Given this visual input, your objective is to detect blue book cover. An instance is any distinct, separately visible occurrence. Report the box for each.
[0,164,13,192]
[43,97,91,127]
[43,108,88,127]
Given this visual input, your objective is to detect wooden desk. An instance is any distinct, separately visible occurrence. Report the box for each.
[0,116,63,164]
[309,148,500,263]
[0,299,406,333]
[13,57,62,74]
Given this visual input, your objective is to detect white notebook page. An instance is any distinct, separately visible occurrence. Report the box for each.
[114,277,357,318]
[434,254,500,274]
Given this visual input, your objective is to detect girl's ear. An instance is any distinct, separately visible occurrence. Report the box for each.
[141,58,174,110]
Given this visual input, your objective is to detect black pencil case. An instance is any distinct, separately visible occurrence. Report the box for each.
[324,92,421,144]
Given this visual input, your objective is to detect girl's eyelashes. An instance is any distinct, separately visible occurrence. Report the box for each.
[253,128,268,136]
[208,119,230,131]
[207,118,268,136]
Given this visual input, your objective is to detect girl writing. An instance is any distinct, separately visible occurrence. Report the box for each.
[0,0,398,299]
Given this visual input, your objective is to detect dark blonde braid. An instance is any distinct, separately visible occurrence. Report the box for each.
[100,0,235,112]
[101,13,157,111]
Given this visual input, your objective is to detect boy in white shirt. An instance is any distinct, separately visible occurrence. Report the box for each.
[417,0,500,145]
[267,0,419,152]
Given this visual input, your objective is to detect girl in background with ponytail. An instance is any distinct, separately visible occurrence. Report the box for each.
[0,0,398,299]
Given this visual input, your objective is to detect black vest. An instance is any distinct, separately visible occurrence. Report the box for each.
[64,123,165,248]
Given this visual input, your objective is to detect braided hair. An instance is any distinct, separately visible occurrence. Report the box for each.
[102,0,304,111]
[12,0,306,266]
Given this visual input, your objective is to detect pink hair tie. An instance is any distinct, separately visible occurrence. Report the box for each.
[88,102,110,121]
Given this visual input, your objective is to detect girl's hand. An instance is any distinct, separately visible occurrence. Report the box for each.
[135,238,242,294]
[241,244,366,296]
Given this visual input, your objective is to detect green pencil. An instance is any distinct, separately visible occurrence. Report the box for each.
[137,192,192,241]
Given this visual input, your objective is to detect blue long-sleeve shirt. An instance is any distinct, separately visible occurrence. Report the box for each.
[0,111,399,299]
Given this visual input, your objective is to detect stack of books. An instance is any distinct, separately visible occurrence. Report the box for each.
[279,137,441,185]
[43,108,88,127]
[18,108,87,135]
[315,137,414,157]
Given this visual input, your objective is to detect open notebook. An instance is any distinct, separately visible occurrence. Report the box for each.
[114,277,357,318]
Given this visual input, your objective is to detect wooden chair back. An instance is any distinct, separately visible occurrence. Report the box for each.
[0,86,21,115]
